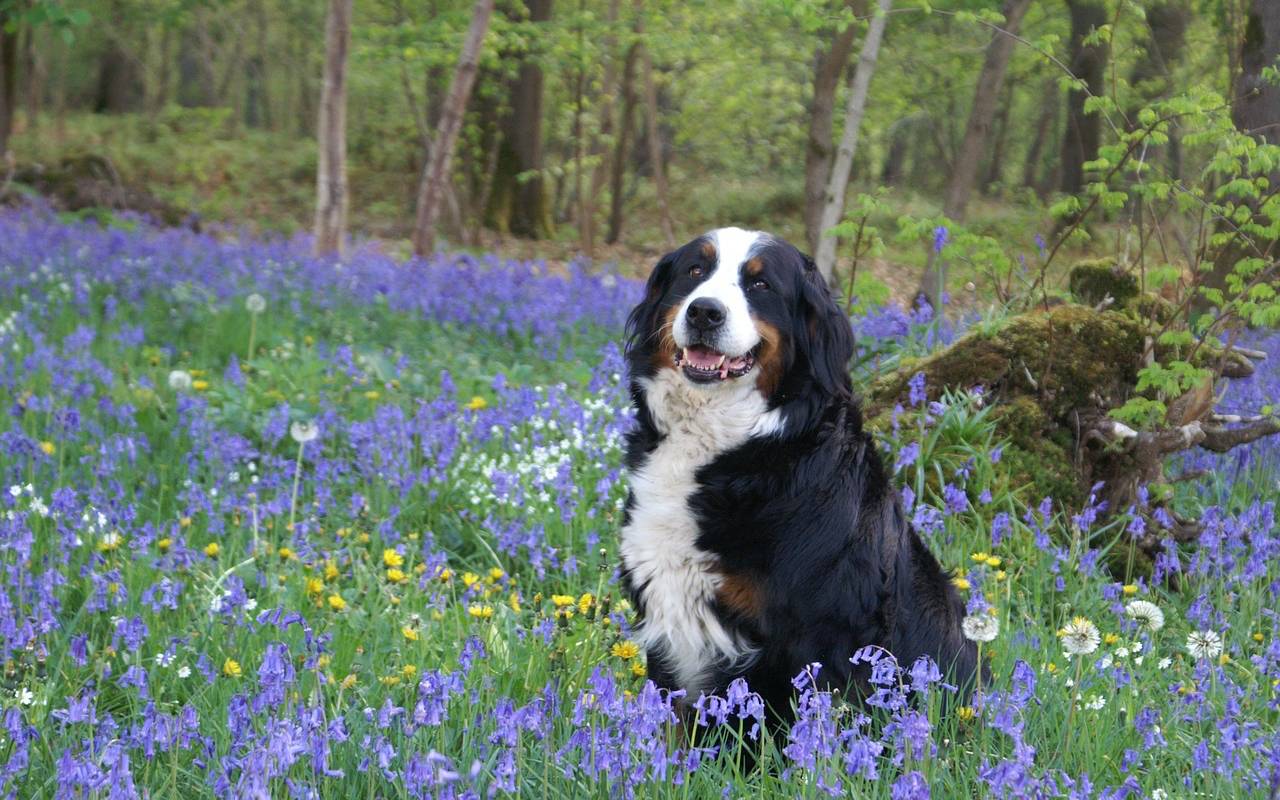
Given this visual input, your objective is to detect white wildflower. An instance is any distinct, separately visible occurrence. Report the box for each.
[290,420,319,444]
[168,370,193,391]
[1186,630,1223,661]
[1124,600,1165,633]
[245,293,267,314]
[1059,616,1101,656]
[962,612,1000,643]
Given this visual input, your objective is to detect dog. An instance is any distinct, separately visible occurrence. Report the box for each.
[619,227,978,725]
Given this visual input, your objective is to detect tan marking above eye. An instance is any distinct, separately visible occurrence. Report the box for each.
[700,241,717,259]
[744,257,764,276]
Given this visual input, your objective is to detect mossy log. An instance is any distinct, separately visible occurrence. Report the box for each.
[862,302,1277,570]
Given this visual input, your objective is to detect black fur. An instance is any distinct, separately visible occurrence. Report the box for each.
[621,232,978,725]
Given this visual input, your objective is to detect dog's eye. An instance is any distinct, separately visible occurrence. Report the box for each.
[750,279,769,291]
[689,265,705,279]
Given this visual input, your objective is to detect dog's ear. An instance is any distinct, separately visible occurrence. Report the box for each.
[797,252,854,397]
[626,250,678,356]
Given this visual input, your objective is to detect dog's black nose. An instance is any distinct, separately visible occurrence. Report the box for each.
[686,297,726,331]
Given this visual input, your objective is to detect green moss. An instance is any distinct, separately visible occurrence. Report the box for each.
[1068,258,1139,307]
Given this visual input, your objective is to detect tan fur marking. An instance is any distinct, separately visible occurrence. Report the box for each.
[700,240,717,260]
[652,304,683,372]
[744,257,764,276]
[716,571,765,619]
[752,319,785,398]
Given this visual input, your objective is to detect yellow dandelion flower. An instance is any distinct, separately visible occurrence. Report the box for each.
[1104,633,1120,646]
[179,516,193,528]
[956,706,976,722]
[364,391,381,401]
[415,563,427,574]
[952,577,971,591]
[316,655,331,669]
[327,594,346,611]
[39,441,56,456]
[630,661,647,678]
[1122,584,1138,596]
[462,572,480,588]
[357,532,370,544]
[278,547,295,561]
[204,542,220,557]
[1254,632,1265,642]
[465,396,488,410]
[971,552,990,563]
[340,674,357,690]
[578,593,595,615]
[611,641,640,660]
[192,379,209,391]
[306,577,325,595]
[468,604,494,620]
[324,560,340,581]
[994,570,1007,580]
[383,549,404,568]
[430,610,444,621]
[402,626,418,642]
[489,567,506,582]
[386,568,407,583]
[402,664,417,677]
[1046,662,1058,674]
[984,556,1002,568]
[1219,653,1231,666]
[157,537,172,552]
[508,593,522,613]
[223,658,242,678]
[437,567,452,581]
[551,594,575,608]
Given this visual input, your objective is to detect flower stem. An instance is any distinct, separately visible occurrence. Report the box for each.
[247,313,258,363]
[288,440,305,532]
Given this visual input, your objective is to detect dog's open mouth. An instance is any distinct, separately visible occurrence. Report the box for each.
[674,344,756,382]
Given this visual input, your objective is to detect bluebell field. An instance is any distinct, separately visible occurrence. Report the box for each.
[1,204,1279,798]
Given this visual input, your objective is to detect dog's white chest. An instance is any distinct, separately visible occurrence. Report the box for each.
[620,370,781,695]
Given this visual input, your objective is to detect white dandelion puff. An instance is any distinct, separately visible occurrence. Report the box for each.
[1059,616,1101,656]
[1186,630,1223,661]
[962,612,1000,643]
[1124,600,1165,633]
[168,370,193,391]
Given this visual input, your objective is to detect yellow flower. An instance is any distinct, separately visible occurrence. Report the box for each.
[611,641,640,660]
[952,577,971,591]
[340,674,358,690]
[179,516,193,528]
[468,604,494,620]
[383,549,404,568]
[402,664,417,678]
[316,655,331,669]
[402,626,419,642]
[157,537,172,552]
[39,441,56,455]
[994,570,1007,581]
[1046,662,1058,674]
[1122,584,1138,596]
[508,592,522,613]
[364,390,381,400]
[204,542,220,557]
[192,379,209,391]
[324,560,340,581]
[630,661,647,678]
[223,658,242,678]
[386,568,407,584]
[1104,633,1120,646]
[551,594,575,608]
[1219,653,1231,666]
[984,556,1002,568]
[306,577,325,595]
[278,547,296,561]
[462,572,480,588]
[578,593,595,615]
[465,396,488,410]
[971,552,990,563]
[488,567,506,582]
[437,568,453,582]
[956,706,976,722]
[1254,632,1265,642]
[327,594,346,611]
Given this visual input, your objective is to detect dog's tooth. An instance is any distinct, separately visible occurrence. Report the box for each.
[715,355,726,369]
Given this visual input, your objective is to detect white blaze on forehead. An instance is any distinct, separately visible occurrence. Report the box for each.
[673,227,766,357]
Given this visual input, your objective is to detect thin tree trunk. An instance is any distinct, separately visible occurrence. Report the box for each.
[1022,75,1058,193]
[412,0,495,256]
[0,9,17,156]
[941,0,1032,220]
[1060,0,1109,197]
[606,40,639,245]
[636,1,674,248]
[313,0,353,257]
[572,0,590,253]
[804,0,866,254]
[583,0,622,255]
[813,0,892,281]
[980,84,1013,194]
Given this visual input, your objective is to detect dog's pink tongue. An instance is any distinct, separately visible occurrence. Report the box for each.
[684,345,723,370]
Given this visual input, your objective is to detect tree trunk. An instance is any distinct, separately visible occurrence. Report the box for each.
[941,0,1032,220]
[1022,76,1058,195]
[582,0,623,256]
[313,0,353,257]
[636,0,674,248]
[813,0,892,281]
[488,0,554,239]
[412,0,494,256]
[0,10,17,156]
[1129,0,1188,103]
[980,84,1013,195]
[1199,0,1280,314]
[803,0,866,255]
[606,40,639,245]
[1060,0,1109,197]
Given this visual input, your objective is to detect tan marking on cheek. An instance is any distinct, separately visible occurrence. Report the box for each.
[652,304,683,372]
[701,241,717,260]
[752,319,785,398]
[745,257,763,276]
[716,571,765,619]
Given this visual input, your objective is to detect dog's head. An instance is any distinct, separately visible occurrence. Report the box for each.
[626,228,853,430]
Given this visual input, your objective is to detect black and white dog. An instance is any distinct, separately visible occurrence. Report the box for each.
[620,227,978,722]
